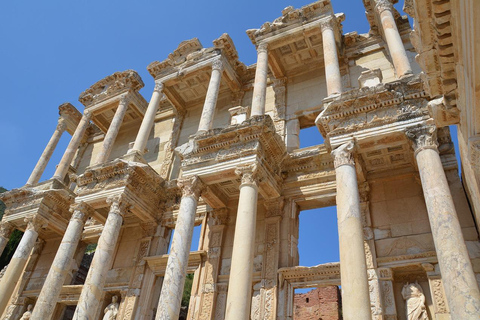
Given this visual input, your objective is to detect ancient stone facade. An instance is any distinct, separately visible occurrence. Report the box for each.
[293,287,340,320]
[0,0,479,319]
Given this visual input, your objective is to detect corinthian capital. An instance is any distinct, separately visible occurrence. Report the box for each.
[319,17,335,32]
[406,125,438,155]
[119,95,130,106]
[235,163,260,187]
[375,0,393,14]
[177,176,205,199]
[332,141,355,169]
[56,117,67,132]
[0,222,13,238]
[70,201,95,223]
[257,42,268,54]
[106,194,130,217]
[24,215,48,232]
[153,81,164,93]
[212,58,224,72]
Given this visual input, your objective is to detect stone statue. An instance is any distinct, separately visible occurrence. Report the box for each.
[401,282,428,320]
[103,295,119,320]
[19,305,33,320]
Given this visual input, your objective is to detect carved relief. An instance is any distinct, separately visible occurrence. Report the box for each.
[405,125,438,155]
[430,279,448,314]
[332,141,355,168]
[235,163,259,186]
[177,175,205,199]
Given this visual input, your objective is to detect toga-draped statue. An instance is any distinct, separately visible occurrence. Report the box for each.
[103,295,119,320]
[402,282,428,320]
[19,305,33,320]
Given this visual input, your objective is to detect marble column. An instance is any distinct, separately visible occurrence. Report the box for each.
[31,203,92,320]
[130,82,164,155]
[225,164,259,320]
[375,0,412,78]
[94,96,129,165]
[332,141,371,320]
[197,59,224,133]
[73,195,128,320]
[156,176,204,320]
[406,125,480,319]
[53,110,92,181]
[251,43,269,117]
[0,222,13,257]
[0,216,44,314]
[26,117,67,186]
[320,18,342,96]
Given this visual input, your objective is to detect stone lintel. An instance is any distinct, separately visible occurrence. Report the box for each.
[58,102,82,135]
[144,250,207,276]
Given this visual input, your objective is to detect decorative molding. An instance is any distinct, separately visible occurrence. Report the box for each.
[405,125,438,156]
[331,140,355,168]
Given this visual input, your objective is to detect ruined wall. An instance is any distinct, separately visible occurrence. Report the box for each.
[293,286,341,320]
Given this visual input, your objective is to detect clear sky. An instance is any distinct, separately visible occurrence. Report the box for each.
[1,0,451,271]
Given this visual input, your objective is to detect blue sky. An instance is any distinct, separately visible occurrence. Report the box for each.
[1,1,449,270]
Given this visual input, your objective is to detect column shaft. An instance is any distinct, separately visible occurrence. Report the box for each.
[31,205,89,320]
[0,222,13,257]
[321,19,342,95]
[225,165,259,320]
[94,97,129,165]
[197,60,223,133]
[53,111,91,181]
[332,142,371,320]
[0,225,39,314]
[130,83,163,154]
[156,177,203,319]
[251,44,268,117]
[412,136,480,318]
[73,197,125,319]
[376,1,412,78]
[27,118,67,186]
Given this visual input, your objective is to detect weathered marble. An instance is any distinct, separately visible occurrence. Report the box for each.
[407,125,480,319]
[225,164,259,320]
[31,203,91,320]
[0,218,42,314]
[73,196,127,320]
[156,176,204,320]
[26,117,67,186]
[332,141,371,320]
[53,110,92,181]
[250,43,268,117]
[0,222,13,257]
[198,59,223,133]
[94,96,130,165]
[320,18,342,95]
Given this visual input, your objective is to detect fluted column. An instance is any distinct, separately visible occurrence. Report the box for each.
[251,43,268,117]
[0,216,45,314]
[375,0,412,78]
[73,196,128,320]
[197,59,224,133]
[156,176,204,320]
[332,141,371,320]
[406,125,480,319]
[53,110,92,181]
[225,164,259,320]
[320,18,342,96]
[26,117,67,186]
[130,82,164,155]
[0,222,13,258]
[31,203,92,320]
[94,96,129,165]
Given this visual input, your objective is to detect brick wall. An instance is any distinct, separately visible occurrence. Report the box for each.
[293,286,341,320]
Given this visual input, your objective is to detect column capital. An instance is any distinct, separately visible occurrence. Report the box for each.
[235,163,260,187]
[70,201,95,223]
[0,222,14,238]
[106,194,130,217]
[211,58,224,72]
[319,17,335,32]
[257,42,268,54]
[177,175,205,199]
[83,109,93,120]
[56,117,67,132]
[405,125,438,155]
[375,0,393,14]
[24,215,48,232]
[119,95,130,106]
[153,81,164,93]
[332,141,355,169]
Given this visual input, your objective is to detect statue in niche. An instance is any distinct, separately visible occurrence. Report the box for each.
[103,295,119,320]
[19,305,33,320]
[402,282,429,320]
